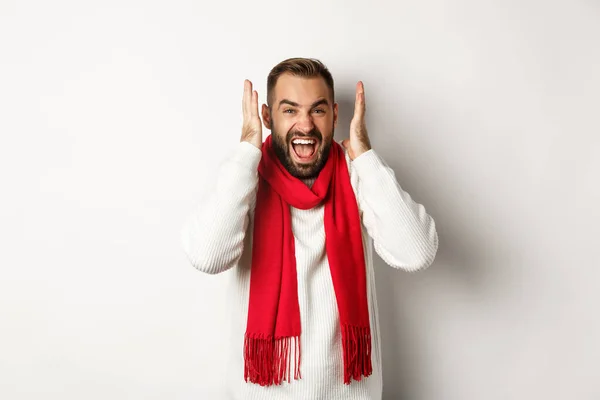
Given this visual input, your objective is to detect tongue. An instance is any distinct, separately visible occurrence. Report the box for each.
[294,144,315,158]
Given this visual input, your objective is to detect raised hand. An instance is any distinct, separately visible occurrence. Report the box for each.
[342,81,372,160]
[241,79,263,149]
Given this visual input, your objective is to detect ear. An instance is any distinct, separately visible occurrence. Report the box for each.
[261,104,272,130]
[333,102,339,128]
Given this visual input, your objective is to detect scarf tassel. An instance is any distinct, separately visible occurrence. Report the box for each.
[243,334,302,386]
[342,324,373,384]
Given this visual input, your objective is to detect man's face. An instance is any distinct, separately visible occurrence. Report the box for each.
[262,73,338,179]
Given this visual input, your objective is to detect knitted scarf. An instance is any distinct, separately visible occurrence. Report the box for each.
[244,134,372,386]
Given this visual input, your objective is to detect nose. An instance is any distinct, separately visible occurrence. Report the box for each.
[295,112,315,134]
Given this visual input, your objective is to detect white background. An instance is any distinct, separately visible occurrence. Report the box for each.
[1,0,599,399]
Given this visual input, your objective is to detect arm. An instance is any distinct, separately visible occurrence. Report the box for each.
[180,141,261,274]
[181,79,264,274]
[341,81,437,272]
[352,149,438,272]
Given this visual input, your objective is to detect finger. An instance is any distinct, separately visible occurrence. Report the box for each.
[242,80,248,118]
[251,90,259,118]
[341,139,349,149]
[243,80,252,119]
[355,81,366,118]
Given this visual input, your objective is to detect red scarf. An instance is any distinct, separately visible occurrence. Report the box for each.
[244,134,372,386]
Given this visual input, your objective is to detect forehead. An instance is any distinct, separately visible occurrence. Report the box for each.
[272,73,331,105]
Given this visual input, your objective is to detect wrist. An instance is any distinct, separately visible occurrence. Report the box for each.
[241,138,262,150]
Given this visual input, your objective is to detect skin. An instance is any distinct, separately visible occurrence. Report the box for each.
[241,74,371,178]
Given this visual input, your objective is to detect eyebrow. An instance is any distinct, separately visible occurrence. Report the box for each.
[277,98,329,110]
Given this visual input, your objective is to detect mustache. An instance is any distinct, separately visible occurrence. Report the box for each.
[286,128,322,142]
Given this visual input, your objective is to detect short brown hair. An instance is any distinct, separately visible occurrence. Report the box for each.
[267,58,335,107]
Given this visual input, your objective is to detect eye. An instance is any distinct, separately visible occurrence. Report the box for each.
[313,109,325,114]
[284,109,296,114]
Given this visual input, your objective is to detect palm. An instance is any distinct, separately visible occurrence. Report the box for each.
[343,81,371,160]
[241,80,263,149]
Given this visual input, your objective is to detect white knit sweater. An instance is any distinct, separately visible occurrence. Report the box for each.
[180,140,438,400]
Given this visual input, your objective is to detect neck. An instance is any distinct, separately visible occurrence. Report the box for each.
[301,177,316,189]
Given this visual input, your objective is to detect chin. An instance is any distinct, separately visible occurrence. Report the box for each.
[271,128,334,179]
[286,144,331,179]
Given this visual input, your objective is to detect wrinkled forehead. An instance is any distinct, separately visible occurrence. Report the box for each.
[272,73,332,107]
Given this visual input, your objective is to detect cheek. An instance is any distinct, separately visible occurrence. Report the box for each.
[316,119,335,136]
[273,118,293,134]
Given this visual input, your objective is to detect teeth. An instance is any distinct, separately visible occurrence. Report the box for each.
[292,139,316,145]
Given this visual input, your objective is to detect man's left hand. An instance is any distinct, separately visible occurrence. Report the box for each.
[342,81,372,160]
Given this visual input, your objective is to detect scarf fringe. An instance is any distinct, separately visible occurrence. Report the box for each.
[342,324,373,384]
[243,334,301,386]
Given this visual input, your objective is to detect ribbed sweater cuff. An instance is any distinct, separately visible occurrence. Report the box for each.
[350,149,386,181]
[232,141,262,171]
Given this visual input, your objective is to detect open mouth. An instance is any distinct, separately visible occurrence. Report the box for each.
[290,137,319,163]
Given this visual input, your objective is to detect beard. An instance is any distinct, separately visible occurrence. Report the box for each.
[271,125,334,179]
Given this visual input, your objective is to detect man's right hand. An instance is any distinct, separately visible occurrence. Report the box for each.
[241,80,263,150]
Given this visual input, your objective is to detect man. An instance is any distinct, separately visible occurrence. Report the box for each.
[180,58,438,400]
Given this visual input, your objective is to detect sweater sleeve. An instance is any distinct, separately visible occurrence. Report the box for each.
[351,149,438,272]
[180,141,261,274]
